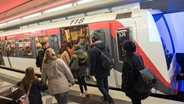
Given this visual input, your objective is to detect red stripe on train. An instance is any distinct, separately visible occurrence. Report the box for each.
[5,28,60,39]
[134,41,170,87]
[88,20,124,39]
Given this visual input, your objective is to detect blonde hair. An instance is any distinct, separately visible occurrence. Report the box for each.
[43,48,57,64]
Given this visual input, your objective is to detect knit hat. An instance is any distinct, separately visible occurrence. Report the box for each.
[122,40,136,52]
[91,31,101,42]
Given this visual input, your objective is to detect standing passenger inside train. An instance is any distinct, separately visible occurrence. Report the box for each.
[66,38,74,55]
[89,33,114,104]
[0,49,5,65]
[36,42,48,71]
[41,48,75,104]
[121,40,148,104]
[21,67,46,104]
[58,44,71,66]
[70,44,89,97]
[77,32,90,52]
[67,38,73,49]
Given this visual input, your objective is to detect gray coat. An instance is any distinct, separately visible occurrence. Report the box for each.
[42,59,74,95]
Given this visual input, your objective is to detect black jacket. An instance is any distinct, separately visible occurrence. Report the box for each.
[29,80,46,104]
[122,53,147,99]
[90,40,110,78]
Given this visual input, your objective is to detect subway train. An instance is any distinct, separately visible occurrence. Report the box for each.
[0,9,183,96]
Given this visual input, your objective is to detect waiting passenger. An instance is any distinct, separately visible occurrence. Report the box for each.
[41,48,75,104]
[67,38,73,49]
[36,42,48,71]
[21,67,46,104]
[121,40,148,104]
[0,49,5,65]
[77,32,90,52]
[70,44,88,97]
[58,44,71,66]
[89,33,114,104]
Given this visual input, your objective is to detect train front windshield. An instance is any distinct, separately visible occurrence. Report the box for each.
[153,14,174,69]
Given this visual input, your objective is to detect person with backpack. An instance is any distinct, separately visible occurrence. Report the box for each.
[89,33,114,104]
[121,40,150,104]
[70,44,89,97]
[36,42,48,71]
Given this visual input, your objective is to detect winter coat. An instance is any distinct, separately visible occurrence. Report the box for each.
[122,53,147,100]
[41,59,74,95]
[90,40,110,78]
[29,79,44,104]
[71,49,88,78]
[58,50,71,66]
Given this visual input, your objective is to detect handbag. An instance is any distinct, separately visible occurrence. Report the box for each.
[134,54,156,95]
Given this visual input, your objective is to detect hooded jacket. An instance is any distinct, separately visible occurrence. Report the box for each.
[90,40,110,78]
[71,49,88,78]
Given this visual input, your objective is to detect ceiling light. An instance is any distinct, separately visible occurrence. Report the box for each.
[44,4,72,14]
[77,0,93,4]
[22,13,42,19]
[7,19,21,24]
[0,23,6,27]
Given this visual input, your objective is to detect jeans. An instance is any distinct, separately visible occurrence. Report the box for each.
[54,91,69,104]
[77,76,87,93]
[96,76,113,103]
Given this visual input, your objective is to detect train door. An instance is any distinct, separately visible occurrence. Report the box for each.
[50,35,60,56]
[88,22,112,52]
[116,21,137,61]
[113,22,137,88]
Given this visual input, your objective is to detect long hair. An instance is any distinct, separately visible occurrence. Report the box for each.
[43,48,57,64]
[21,67,36,93]
[58,44,67,55]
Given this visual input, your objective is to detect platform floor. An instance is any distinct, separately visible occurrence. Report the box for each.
[0,68,184,104]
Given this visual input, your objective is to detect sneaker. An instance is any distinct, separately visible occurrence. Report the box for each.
[80,93,86,97]
[84,91,89,98]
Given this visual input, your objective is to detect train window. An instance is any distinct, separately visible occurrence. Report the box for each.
[18,37,32,58]
[6,39,16,57]
[51,35,59,56]
[35,36,49,55]
[116,28,130,62]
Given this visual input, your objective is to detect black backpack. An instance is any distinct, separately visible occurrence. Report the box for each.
[93,46,114,71]
[36,50,44,67]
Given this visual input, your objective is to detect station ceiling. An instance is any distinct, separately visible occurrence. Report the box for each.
[0,0,145,25]
[0,0,76,24]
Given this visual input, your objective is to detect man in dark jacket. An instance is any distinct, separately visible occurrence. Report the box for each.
[89,33,114,104]
[36,42,48,71]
